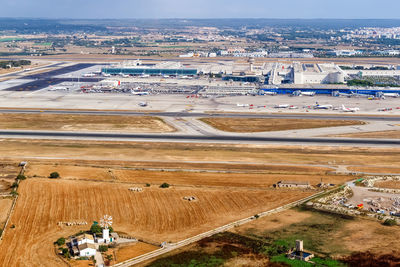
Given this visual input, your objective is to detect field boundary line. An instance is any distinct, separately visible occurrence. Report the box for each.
[112,188,334,267]
[0,166,25,242]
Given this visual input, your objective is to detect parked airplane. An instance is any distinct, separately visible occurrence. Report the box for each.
[300,91,316,96]
[82,73,96,77]
[237,103,250,107]
[131,90,149,95]
[264,91,277,96]
[314,103,333,110]
[139,102,148,107]
[293,90,316,97]
[274,104,289,109]
[48,86,69,91]
[383,93,400,98]
[102,73,111,77]
[342,105,360,112]
[140,74,150,78]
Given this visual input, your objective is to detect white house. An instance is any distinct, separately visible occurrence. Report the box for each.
[72,234,95,246]
[78,243,97,257]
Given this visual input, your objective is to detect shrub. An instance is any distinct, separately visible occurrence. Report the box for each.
[10,224,15,229]
[61,248,70,258]
[254,214,260,219]
[55,237,65,246]
[160,183,170,188]
[16,174,26,180]
[145,183,151,187]
[10,182,19,189]
[49,172,60,179]
[383,219,397,226]
[99,245,108,252]
[90,224,102,234]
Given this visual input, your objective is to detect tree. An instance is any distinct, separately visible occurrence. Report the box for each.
[160,183,170,188]
[99,245,108,252]
[106,254,113,261]
[16,174,26,180]
[383,219,397,226]
[90,224,102,234]
[55,237,65,246]
[49,172,60,179]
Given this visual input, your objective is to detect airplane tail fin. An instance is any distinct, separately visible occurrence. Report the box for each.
[342,104,346,110]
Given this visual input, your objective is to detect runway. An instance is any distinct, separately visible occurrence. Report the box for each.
[0,108,399,121]
[0,130,398,146]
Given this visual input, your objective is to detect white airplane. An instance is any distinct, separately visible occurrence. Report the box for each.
[163,75,170,78]
[274,104,289,109]
[102,73,111,77]
[120,74,129,78]
[264,91,277,96]
[139,102,148,107]
[82,73,96,77]
[131,90,149,95]
[140,74,150,78]
[237,103,250,107]
[289,105,298,109]
[48,86,69,91]
[342,105,360,112]
[314,103,333,110]
[383,93,399,98]
[300,91,316,96]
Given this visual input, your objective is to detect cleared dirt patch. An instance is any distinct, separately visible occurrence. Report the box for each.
[0,198,13,227]
[374,181,400,189]
[347,166,400,174]
[200,117,364,133]
[0,113,175,133]
[0,178,310,267]
[113,169,350,188]
[332,130,400,139]
[24,162,350,188]
[1,140,400,168]
[115,242,158,263]
[232,208,400,257]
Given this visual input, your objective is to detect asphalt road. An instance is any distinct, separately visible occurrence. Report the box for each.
[0,130,398,145]
[0,108,399,121]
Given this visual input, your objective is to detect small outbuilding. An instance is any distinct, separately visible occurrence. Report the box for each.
[275,181,311,189]
[78,243,97,257]
[287,240,314,262]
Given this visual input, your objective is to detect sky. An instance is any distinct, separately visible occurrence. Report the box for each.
[0,0,399,19]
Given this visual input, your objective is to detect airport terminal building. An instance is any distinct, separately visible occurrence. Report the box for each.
[102,60,198,76]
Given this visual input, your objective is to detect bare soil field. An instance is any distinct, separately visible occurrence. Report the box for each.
[24,163,350,188]
[200,118,364,133]
[347,166,400,174]
[115,242,158,263]
[332,130,400,139]
[231,208,400,257]
[0,114,175,133]
[0,140,399,168]
[0,178,310,267]
[0,198,13,228]
[374,181,400,189]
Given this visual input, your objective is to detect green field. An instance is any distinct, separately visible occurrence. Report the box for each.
[0,38,25,42]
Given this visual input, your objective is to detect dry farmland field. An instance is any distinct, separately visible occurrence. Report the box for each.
[0,178,311,267]
[0,113,175,133]
[332,130,400,139]
[1,140,400,266]
[200,117,364,133]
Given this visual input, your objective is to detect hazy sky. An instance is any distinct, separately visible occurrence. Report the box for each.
[1,0,399,19]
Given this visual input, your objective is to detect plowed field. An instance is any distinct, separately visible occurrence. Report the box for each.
[0,178,310,267]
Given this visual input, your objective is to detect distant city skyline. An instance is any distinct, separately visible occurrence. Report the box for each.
[1,0,400,19]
